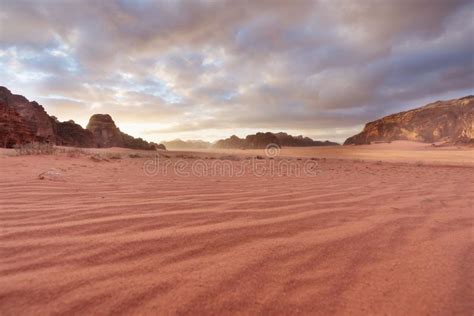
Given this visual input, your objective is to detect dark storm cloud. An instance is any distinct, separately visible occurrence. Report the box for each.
[0,0,472,141]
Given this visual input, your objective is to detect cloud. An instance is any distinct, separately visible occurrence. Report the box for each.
[1,0,473,142]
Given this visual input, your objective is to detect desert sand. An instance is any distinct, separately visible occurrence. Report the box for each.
[0,142,473,315]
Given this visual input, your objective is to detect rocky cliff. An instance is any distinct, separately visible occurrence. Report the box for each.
[86,114,124,148]
[54,119,96,148]
[86,114,157,150]
[0,87,56,143]
[0,91,36,148]
[344,96,474,145]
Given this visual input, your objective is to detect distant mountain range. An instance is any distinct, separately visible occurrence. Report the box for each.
[214,132,339,149]
[344,96,474,145]
[162,133,339,150]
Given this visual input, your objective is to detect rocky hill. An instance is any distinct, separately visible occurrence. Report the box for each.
[54,119,95,148]
[344,96,474,145]
[0,87,162,150]
[86,114,124,148]
[86,114,158,150]
[214,132,338,149]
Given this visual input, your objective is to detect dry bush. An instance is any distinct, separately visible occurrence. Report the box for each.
[106,153,122,160]
[14,142,56,155]
[66,148,87,158]
[90,154,104,162]
[129,153,142,158]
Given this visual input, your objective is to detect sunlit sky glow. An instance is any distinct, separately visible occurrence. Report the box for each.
[1,0,473,143]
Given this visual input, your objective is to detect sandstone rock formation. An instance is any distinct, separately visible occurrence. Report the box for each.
[54,119,95,148]
[86,114,157,150]
[86,114,124,148]
[0,86,163,150]
[0,87,56,143]
[0,91,35,148]
[214,132,338,149]
[344,96,474,145]
[122,133,157,151]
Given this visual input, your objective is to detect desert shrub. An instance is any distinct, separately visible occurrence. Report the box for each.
[14,142,56,155]
[129,153,142,158]
[90,154,105,162]
[106,153,122,160]
[66,148,87,158]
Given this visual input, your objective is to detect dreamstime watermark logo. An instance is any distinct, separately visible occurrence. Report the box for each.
[265,143,280,158]
[143,143,320,178]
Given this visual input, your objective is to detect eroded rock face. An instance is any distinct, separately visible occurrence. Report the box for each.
[86,114,123,148]
[0,89,35,148]
[0,87,56,143]
[344,96,474,145]
[55,120,96,148]
[86,114,157,150]
[121,132,156,150]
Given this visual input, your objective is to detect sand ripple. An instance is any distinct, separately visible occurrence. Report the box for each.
[1,154,473,315]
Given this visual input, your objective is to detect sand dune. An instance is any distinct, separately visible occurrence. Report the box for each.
[0,144,473,314]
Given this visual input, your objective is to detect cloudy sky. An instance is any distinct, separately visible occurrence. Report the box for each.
[1,0,473,143]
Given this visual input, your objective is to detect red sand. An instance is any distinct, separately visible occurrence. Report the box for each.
[0,142,473,315]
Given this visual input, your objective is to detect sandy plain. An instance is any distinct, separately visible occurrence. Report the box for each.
[0,141,473,315]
